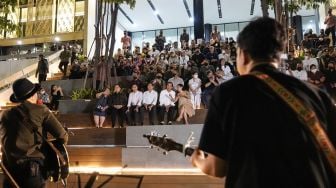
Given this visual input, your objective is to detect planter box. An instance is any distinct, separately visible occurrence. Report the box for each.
[58,99,97,114]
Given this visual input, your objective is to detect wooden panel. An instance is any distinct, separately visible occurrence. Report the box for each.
[67,128,126,146]
[68,147,122,167]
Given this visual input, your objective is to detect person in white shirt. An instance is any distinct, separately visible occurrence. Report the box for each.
[188,72,202,109]
[142,83,158,125]
[218,58,234,81]
[168,71,184,90]
[159,82,176,125]
[288,62,308,81]
[218,48,230,63]
[179,50,190,69]
[302,51,319,71]
[126,84,143,126]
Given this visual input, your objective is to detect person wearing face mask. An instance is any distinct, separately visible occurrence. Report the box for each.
[324,62,336,96]
[157,53,168,71]
[291,61,308,81]
[308,64,325,88]
[218,58,234,81]
[302,51,318,71]
[37,88,50,107]
[179,50,189,69]
[188,72,202,109]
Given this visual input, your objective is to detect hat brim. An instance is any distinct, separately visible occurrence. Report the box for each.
[10,83,40,103]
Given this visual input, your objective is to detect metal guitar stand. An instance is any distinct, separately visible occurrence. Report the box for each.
[76,172,144,188]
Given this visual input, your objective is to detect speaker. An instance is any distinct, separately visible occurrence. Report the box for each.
[291,15,303,45]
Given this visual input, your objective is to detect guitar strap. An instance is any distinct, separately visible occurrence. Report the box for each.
[251,71,336,178]
[19,105,67,166]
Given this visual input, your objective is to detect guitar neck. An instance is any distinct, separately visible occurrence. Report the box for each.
[175,143,195,157]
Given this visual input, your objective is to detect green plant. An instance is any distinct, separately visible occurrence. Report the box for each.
[71,88,96,100]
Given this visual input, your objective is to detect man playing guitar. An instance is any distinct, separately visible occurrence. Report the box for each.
[0,78,68,187]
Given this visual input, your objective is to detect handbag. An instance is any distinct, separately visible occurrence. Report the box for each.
[251,71,336,179]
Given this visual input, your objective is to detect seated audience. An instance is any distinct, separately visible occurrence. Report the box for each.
[152,73,166,94]
[37,88,50,107]
[126,84,143,126]
[308,64,326,88]
[288,61,308,81]
[188,72,202,109]
[303,50,319,71]
[93,88,110,128]
[158,82,176,125]
[50,84,64,110]
[142,83,158,125]
[109,84,128,128]
[202,71,219,108]
[176,84,195,125]
[168,70,184,90]
[324,62,336,96]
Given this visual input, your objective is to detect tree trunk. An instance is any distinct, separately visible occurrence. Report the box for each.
[109,3,119,85]
[93,0,103,90]
[274,0,283,23]
[260,0,269,17]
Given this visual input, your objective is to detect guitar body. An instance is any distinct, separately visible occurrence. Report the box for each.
[43,140,69,182]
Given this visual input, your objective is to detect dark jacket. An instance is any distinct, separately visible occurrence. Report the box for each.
[109,92,128,106]
[36,58,49,76]
[0,101,68,166]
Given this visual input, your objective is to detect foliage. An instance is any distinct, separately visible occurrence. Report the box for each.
[266,0,327,13]
[90,0,136,90]
[0,0,20,35]
[288,0,327,13]
[71,88,96,100]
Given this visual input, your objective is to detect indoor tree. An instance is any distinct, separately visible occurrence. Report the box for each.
[261,0,328,21]
[91,0,136,90]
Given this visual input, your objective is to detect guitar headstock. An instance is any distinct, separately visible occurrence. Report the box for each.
[143,133,183,154]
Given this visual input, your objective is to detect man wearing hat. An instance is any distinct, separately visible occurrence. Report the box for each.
[0,78,68,187]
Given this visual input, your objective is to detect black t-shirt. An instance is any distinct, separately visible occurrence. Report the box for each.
[199,64,336,188]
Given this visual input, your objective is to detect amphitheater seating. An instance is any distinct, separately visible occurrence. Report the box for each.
[56,109,207,128]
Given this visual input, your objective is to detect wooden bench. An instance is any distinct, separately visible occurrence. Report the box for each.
[56,109,208,128]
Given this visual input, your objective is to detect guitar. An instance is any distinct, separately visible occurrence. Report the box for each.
[42,139,69,185]
[143,133,196,157]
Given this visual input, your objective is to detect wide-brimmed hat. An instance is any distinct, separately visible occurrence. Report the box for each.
[10,78,40,103]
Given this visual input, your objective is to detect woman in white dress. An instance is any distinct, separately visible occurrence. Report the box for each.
[188,72,202,109]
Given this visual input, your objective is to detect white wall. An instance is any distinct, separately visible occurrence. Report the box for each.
[85,0,97,58]
[85,0,126,58]
[114,23,125,54]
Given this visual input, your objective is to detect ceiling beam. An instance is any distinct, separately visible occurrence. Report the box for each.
[217,0,222,18]
[147,0,164,24]
[250,0,255,15]
[119,7,134,24]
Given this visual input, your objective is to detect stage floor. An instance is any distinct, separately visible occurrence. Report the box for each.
[0,173,224,188]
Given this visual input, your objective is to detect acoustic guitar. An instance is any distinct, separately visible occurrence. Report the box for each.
[42,139,69,185]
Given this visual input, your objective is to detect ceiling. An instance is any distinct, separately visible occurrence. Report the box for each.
[117,0,317,32]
